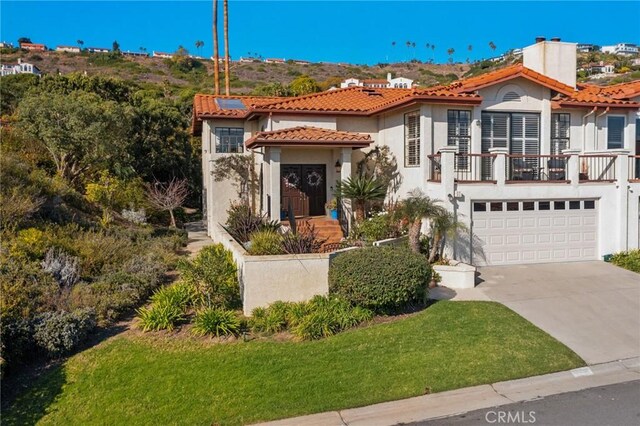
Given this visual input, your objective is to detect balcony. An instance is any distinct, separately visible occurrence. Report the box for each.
[429,147,634,187]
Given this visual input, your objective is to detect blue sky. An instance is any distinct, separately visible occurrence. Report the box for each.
[2,1,639,64]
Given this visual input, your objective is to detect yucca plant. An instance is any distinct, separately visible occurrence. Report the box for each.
[335,175,387,222]
[192,308,241,337]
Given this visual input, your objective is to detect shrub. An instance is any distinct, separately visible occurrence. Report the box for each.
[41,248,81,287]
[10,228,49,260]
[225,203,263,243]
[281,223,325,254]
[610,249,640,273]
[137,302,185,332]
[0,316,35,368]
[178,244,239,309]
[329,246,431,313]
[248,230,284,255]
[357,213,400,242]
[249,296,372,340]
[1,259,59,319]
[151,281,197,310]
[32,308,97,357]
[192,308,241,337]
[121,208,147,224]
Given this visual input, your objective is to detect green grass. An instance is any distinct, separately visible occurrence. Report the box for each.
[4,301,583,425]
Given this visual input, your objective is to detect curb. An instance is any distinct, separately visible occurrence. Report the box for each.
[254,357,640,426]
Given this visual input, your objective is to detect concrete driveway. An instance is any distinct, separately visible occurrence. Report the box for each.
[477,261,640,365]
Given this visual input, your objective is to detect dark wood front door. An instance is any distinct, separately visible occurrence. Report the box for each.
[281,164,326,217]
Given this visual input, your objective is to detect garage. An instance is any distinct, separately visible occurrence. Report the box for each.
[471,199,598,266]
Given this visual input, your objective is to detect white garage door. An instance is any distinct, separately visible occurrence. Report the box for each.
[472,199,598,266]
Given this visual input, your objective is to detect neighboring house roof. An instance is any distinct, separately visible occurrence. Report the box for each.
[362,79,389,84]
[584,80,640,100]
[446,63,576,96]
[245,126,372,149]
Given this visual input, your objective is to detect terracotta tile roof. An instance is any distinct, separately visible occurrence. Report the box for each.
[446,64,576,95]
[553,80,640,108]
[363,79,389,84]
[245,126,372,149]
[582,80,640,100]
[191,94,283,134]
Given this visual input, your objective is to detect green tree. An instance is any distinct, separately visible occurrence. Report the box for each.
[77,40,84,49]
[252,82,290,97]
[17,37,31,44]
[112,40,120,52]
[398,190,444,254]
[0,74,40,117]
[17,91,132,183]
[289,75,320,96]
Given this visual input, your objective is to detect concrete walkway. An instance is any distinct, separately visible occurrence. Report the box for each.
[255,357,640,426]
[183,221,214,256]
[477,262,640,365]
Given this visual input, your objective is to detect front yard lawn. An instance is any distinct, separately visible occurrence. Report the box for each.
[4,301,584,425]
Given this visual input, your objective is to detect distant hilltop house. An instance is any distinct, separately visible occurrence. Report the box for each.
[601,43,638,56]
[0,41,14,49]
[153,51,173,59]
[239,56,258,63]
[123,50,149,57]
[291,59,310,65]
[20,42,46,52]
[579,61,615,77]
[1,58,41,77]
[56,45,81,53]
[264,58,286,64]
[577,43,598,53]
[340,73,414,89]
[86,47,110,53]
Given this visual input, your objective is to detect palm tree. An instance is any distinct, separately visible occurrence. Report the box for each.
[335,175,387,222]
[468,44,473,52]
[447,48,455,63]
[212,0,220,95]
[397,190,444,254]
[77,39,84,50]
[223,0,230,95]
[195,40,204,55]
[428,210,468,263]
[489,41,496,52]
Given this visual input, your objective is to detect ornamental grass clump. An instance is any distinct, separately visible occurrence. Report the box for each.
[192,308,242,337]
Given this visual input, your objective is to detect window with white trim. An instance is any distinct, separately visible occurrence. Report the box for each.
[404,111,420,167]
[551,113,570,155]
[215,127,244,153]
[607,116,625,149]
[447,110,471,170]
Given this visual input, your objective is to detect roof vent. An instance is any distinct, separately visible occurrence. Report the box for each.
[535,36,546,43]
[550,37,561,42]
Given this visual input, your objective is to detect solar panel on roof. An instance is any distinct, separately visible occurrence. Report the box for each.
[216,98,246,110]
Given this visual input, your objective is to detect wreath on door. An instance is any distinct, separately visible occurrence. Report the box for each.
[307,170,323,187]
[283,172,300,188]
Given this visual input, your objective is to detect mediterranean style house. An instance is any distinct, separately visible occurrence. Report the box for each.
[193,39,640,266]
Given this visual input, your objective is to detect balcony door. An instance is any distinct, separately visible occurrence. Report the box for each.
[481,112,540,178]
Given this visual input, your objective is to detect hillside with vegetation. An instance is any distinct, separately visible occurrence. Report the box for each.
[1,48,473,96]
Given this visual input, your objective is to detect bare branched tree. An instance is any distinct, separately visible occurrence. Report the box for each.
[146,178,189,227]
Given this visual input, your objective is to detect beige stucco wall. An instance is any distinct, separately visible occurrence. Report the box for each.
[211,223,330,316]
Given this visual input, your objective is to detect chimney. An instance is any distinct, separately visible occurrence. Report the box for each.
[535,36,546,43]
[387,72,392,82]
[523,39,577,88]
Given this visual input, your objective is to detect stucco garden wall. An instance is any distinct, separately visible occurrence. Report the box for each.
[211,223,332,315]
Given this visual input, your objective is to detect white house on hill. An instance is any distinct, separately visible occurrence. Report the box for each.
[340,73,414,89]
[1,58,41,76]
[193,38,640,267]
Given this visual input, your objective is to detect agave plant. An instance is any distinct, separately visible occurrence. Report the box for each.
[335,175,387,221]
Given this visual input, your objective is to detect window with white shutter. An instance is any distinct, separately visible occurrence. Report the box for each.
[448,110,471,170]
[481,112,509,179]
[404,111,420,167]
[607,116,625,149]
[551,113,570,155]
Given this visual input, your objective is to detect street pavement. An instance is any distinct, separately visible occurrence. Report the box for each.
[413,380,640,426]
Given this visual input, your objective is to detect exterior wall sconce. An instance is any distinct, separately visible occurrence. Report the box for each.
[335,159,342,174]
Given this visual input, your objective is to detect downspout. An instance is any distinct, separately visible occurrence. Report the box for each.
[268,112,273,131]
[582,106,597,150]
[594,107,610,151]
